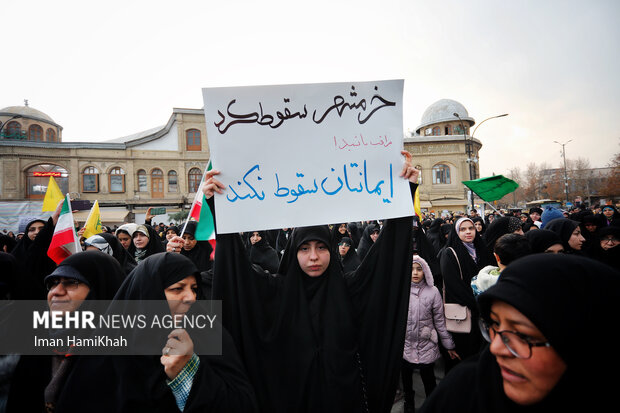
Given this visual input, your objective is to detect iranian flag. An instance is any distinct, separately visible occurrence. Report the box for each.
[48,194,82,264]
[182,162,216,259]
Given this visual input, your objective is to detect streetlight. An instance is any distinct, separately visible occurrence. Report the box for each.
[471,114,509,139]
[453,112,475,211]
[0,115,23,138]
[553,139,572,206]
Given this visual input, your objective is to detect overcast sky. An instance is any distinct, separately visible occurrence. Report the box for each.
[3,0,618,177]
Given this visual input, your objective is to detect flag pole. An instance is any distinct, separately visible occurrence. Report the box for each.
[179,165,210,238]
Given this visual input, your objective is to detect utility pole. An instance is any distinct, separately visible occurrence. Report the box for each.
[554,140,572,205]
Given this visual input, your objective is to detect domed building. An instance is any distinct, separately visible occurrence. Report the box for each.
[0,103,210,231]
[0,102,63,142]
[403,98,482,214]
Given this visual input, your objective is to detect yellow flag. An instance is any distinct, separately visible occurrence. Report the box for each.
[82,200,102,239]
[42,176,65,212]
[414,186,422,218]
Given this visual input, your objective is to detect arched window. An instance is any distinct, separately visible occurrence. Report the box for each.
[46,128,56,142]
[151,168,164,198]
[431,126,441,136]
[4,121,22,138]
[444,125,452,135]
[137,169,147,192]
[432,164,451,185]
[109,167,125,193]
[25,164,69,199]
[82,166,99,192]
[168,170,178,192]
[188,168,202,192]
[186,129,201,151]
[28,125,43,141]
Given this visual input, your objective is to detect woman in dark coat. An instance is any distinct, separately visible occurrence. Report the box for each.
[438,217,492,371]
[425,218,444,254]
[7,251,125,413]
[356,223,380,261]
[589,226,620,269]
[337,237,361,274]
[420,254,620,412]
[246,231,280,274]
[179,221,214,272]
[55,252,257,413]
[544,218,585,255]
[204,154,419,413]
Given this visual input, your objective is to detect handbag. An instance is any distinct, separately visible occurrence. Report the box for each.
[443,247,472,333]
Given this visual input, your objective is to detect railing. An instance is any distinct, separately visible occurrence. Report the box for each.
[0,131,28,140]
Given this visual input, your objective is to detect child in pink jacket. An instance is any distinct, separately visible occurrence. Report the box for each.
[402,255,459,412]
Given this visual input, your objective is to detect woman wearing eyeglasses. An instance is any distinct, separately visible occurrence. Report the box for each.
[6,251,124,413]
[419,254,620,412]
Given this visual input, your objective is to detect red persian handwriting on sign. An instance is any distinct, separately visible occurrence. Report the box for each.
[33,172,61,177]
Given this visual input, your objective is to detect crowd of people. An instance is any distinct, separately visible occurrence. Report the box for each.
[0,152,619,412]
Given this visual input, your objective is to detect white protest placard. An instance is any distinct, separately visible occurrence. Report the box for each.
[202,79,412,234]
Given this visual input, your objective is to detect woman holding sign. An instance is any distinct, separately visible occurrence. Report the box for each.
[204,151,419,413]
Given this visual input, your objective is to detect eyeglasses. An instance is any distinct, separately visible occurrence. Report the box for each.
[479,319,550,359]
[601,237,619,244]
[45,278,82,291]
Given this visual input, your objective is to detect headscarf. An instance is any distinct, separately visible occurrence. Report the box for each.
[246,230,279,274]
[128,224,165,262]
[356,223,380,260]
[115,223,137,238]
[338,236,361,273]
[455,217,477,262]
[423,255,620,412]
[6,251,124,412]
[54,252,258,412]
[471,216,486,235]
[482,216,522,254]
[544,218,580,253]
[525,229,563,253]
[179,221,214,272]
[84,235,113,255]
[84,233,136,276]
[477,254,620,409]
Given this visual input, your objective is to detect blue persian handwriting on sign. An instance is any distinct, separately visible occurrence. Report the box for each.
[202,80,412,234]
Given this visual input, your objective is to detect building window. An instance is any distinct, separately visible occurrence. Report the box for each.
[3,121,22,139]
[454,124,467,135]
[186,129,201,151]
[444,125,452,135]
[46,128,56,142]
[25,164,69,199]
[431,126,441,136]
[151,168,164,198]
[28,124,43,141]
[82,166,99,192]
[188,168,202,192]
[137,169,147,192]
[168,170,178,192]
[109,167,125,193]
[432,164,451,184]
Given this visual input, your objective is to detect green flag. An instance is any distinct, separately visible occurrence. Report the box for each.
[462,175,518,203]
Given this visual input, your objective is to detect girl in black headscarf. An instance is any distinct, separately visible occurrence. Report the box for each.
[337,237,361,274]
[471,216,486,236]
[128,224,165,263]
[544,218,585,255]
[179,221,214,272]
[356,223,380,261]
[246,231,280,274]
[205,154,419,413]
[7,251,125,413]
[482,216,523,263]
[420,254,620,412]
[84,232,137,276]
[525,229,564,254]
[57,252,257,413]
[438,217,492,372]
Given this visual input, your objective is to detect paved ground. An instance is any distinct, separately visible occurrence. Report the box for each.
[391,358,445,412]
